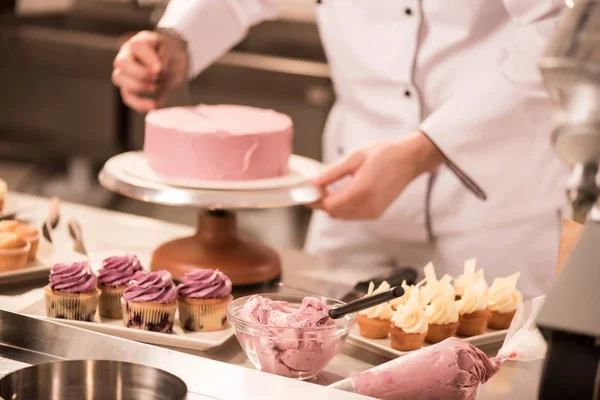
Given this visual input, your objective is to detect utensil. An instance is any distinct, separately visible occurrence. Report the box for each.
[340,266,418,303]
[41,197,61,243]
[0,360,188,400]
[327,286,405,321]
[68,219,88,256]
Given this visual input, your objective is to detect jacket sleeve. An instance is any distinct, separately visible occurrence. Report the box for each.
[158,0,279,77]
[418,0,565,201]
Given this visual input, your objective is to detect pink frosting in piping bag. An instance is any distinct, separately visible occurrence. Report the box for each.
[333,337,501,400]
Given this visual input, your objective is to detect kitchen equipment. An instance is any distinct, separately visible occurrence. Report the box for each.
[0,310,363,399]
[41,196,60,243]
[328,286,405,320]
[67,219,88,256]
[0,359,188,400]
[536,1,600,398]
[99,151,323,287]
[227,293,356,380]
[340,267,418,303]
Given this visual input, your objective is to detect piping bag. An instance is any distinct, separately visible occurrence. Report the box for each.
[329,296,547,400]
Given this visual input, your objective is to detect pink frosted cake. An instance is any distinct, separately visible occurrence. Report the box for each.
[144,104,293,181]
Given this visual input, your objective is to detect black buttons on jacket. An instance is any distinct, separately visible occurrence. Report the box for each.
[405,8,412,16]
[404,90,411,98]
[337,146,344,156]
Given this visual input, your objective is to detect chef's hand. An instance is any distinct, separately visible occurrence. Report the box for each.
[309,132,444,220]
[112,30,188,112]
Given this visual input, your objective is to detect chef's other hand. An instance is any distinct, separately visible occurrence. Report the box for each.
[112,30,188,112]
[309,132,444,220]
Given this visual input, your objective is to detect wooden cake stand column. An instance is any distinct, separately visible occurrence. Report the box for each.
[150,209,282,287]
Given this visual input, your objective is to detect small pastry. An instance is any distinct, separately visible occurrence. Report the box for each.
[456,277,491,337]
[0,220,18,232]
[425,296,459,343]
[121,270,177,333]
[390,287,428,351]
[177,269,233,332]
[487,272,522,329]
[0,178,6,212]
[454,259,485,299]
[0,232,30,272]
[419,262,455,304]
[356,281,395,339]
[44,262,100,321]
[97,255,144,319]
[14,223,40,261]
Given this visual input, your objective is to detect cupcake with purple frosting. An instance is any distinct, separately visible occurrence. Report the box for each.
[121,270,177,333]
[97,255,144,319]
[44,262,100,321]
[177,269,233,332]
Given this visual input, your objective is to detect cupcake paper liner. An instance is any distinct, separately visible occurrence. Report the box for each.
[99,285,127,319]
[177,295,233,332]
[390,327,427,351]
[488,309,516,330]
[426,322,459,344]
[44,286,100,322]
[356,313,391,339]
[23,233,39,261]
[458,309,492,337]
[0,241,30,272]
[121,298,177,333]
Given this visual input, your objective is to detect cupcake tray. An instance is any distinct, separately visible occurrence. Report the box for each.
[17,298,234,351]
[346,325,508,359]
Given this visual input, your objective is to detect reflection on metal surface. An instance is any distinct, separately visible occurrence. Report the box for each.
[0,360,187,400]
[218,51,330,78]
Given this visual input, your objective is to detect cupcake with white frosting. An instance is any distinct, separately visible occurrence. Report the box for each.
[389,280,426,310]
[487,272,522,329]
[425,295,459,343]
[390,286,428,351]
[456,277,491,337]
[356,281,395,339]
[454,258,486,299]
[419,262,455,304]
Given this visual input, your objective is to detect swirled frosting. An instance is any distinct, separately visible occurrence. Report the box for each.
[97,255,144,288]
[49,262,97,293]
[454,259,486,297]
[359,281,394,320]
[390,280,429,309]
[456,277,489,315]
[488,272,522,313]
[123,271,177,304]
[177,269,232,299]
[420,262,455,303]
[425,296,459,325]
[391,284,428,334]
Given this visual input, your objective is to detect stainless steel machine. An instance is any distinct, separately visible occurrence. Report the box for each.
[537,1,600,397]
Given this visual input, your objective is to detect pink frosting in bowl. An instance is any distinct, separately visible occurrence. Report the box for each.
[227,294,355,380]
[123,271,177,304]
[49,262,97,293]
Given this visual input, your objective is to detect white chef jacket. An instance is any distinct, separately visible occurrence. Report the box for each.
[158,0,569,298]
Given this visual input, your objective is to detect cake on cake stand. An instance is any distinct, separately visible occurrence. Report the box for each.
[98,151,323,288]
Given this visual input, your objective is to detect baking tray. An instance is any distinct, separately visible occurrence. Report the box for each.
[346,325,508,359]
[19,295,234,351]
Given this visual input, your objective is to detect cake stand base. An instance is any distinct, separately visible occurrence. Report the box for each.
[150,210,282,287]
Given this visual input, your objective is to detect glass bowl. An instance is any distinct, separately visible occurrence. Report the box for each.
[227,293,356,380]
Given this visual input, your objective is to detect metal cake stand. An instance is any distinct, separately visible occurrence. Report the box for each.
[98,151,323,287]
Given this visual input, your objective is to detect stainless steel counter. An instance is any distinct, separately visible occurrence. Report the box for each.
[0,192,544,399]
